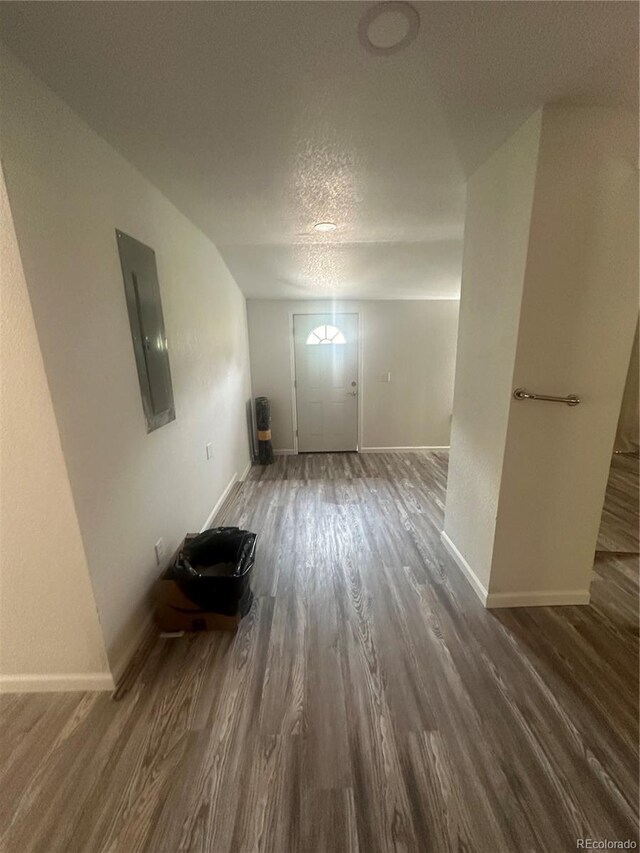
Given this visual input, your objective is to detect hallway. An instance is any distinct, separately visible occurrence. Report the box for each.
[1,452,637,852]
[597,453,640,553]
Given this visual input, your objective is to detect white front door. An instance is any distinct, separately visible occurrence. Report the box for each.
[293,313,359,452]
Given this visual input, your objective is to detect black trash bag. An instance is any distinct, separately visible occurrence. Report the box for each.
[171,526,257,616]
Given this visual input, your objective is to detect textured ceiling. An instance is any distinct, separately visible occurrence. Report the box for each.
[0,1,637,300]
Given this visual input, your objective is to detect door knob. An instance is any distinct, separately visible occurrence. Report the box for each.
[347,391,357,396]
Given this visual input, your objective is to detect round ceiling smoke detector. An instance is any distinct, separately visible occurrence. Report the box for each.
[359,1,420,56]
[313,222,337,232]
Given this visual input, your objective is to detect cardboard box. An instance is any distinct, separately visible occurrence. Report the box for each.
[154,574,241,632]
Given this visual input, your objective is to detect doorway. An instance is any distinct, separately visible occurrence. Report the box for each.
[595,318,639,554]
[293,313,359,452]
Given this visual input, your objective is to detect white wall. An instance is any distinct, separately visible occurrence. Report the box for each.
[0,167,111,692]
[444,105,638,605]
[1,50,252,677]
[247,299,459,451]
[443,112,542,589]
[489,106,639,599]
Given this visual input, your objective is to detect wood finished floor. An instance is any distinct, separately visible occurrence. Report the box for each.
[1,451,638,853]
[597,452,639,553]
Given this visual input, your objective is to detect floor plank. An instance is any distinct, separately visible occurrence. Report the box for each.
[0,451,637,852]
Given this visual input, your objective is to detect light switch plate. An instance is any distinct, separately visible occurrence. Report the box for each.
[206,442,213,460]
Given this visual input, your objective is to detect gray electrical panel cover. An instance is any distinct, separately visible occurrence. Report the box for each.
[116,230,176,432]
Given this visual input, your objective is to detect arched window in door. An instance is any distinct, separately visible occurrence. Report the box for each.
[305,324,347,345]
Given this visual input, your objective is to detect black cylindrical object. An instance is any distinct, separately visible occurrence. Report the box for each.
[255,396,274,465]
[172,527,257,616]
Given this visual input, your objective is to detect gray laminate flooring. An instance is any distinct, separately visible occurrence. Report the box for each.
[1,452,638,853]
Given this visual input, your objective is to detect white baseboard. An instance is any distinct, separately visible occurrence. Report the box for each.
[360,446,450,453]
[273,447,449,455]
[240,460,253,481]
[200,471,239,532]
[440,531,591,609]
[0,671,114,694]
[440,531,489,605]
[485,589,591,608]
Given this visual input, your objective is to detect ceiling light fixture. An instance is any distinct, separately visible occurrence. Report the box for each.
[313,222,337,232]
[359,1,420,56]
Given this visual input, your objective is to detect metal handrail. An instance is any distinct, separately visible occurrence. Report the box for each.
[513,388,580,407]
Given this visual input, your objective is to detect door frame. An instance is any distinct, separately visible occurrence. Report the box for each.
[289,310,363,454]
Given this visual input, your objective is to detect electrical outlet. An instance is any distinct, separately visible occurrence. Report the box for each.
[154,538,166,566]
[206,442,213,460]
